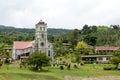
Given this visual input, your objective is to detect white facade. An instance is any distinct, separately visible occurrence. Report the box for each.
[34,20,54,60]
[12,20,54,60]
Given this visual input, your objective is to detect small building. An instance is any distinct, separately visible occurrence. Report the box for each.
[95,46,120,54]
[3,48,12,52]
[12,41,34,60]
[62,43,72,51]
[81,55,112,63]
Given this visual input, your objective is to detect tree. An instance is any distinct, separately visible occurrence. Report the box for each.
[0,43,9,56]
[76,41,88,51]
[91,25,97,32]
[84,35,97,46]
[111,25,120,30]
[48,34,55,43]
[111,56,120,67]
[72,29,79,39]
[53,41,63,57]
[82,24,91,34]
[111,50,120,67]
[70,39,77,49]
[75,41,88,63]
[27,52,50,71]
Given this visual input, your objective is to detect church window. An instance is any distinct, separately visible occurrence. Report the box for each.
[48,50,50,56]
[41,42,44,46]
[43,27,45,31]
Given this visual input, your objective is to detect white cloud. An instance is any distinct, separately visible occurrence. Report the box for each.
[0,0,120,29]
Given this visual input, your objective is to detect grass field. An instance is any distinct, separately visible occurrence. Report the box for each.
[0,63,120,80]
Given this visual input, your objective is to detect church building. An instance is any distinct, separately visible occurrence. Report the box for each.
[12,20,54,60]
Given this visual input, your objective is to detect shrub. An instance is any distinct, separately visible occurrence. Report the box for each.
[84,61,94,64]
[103,67,112,70]
[27,51,50,71]
[111,56,120,67]
[103,66,116,70]
[80,61,84,65]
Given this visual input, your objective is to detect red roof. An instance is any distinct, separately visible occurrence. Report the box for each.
[96,46,120,51]
[37,20,47,25]
[14,41,34,50]
[81,55,113,58]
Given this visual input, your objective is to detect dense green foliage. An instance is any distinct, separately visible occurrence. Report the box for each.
[51,25,120,57]
[27,52,50,71]
[111,50,120,66]
[58,25,120,47]
[1,24,120,47]
[0,25,71,46]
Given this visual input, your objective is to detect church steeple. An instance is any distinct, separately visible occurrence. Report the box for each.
[36,19,47,25]
[35,20,47,52]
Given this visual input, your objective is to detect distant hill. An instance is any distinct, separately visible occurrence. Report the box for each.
[0,25,72,35]
[0,25,15,29]
[47,28,72,35]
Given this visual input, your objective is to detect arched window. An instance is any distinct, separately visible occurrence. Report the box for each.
[48,50,51,56]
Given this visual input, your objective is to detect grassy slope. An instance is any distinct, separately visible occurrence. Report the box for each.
[0,63,120,80]
[0,64,63,80]
[50,64,120,77]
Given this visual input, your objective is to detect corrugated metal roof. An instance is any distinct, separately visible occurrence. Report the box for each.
[14,41,34,50]
[96,46,119,51]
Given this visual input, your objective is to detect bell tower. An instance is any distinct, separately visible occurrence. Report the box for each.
[35,20,47,53]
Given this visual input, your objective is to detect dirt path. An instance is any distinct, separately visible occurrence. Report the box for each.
[64,76,120,80]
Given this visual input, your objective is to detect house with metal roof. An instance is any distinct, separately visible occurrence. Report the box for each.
[95,46,120,54]
[81,46,120,63]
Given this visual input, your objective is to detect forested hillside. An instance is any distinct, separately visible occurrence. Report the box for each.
[57,25,120,47]
[0,25,71,35]
[0,25,71,46]
[0,25,120,48]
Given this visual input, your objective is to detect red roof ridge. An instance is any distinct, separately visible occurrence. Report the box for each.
[96,46,120,51]
[14,41,35,50]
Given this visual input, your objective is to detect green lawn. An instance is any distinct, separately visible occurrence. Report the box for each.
[0,63,120,80]
[0,64,63,80]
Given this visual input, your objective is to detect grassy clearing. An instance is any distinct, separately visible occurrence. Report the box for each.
[0,63,120,80]
[0,64,63,80]
[49,64,120,77]
[0,73,61,80]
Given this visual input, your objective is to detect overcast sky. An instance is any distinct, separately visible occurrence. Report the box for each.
[0,0,120,29]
